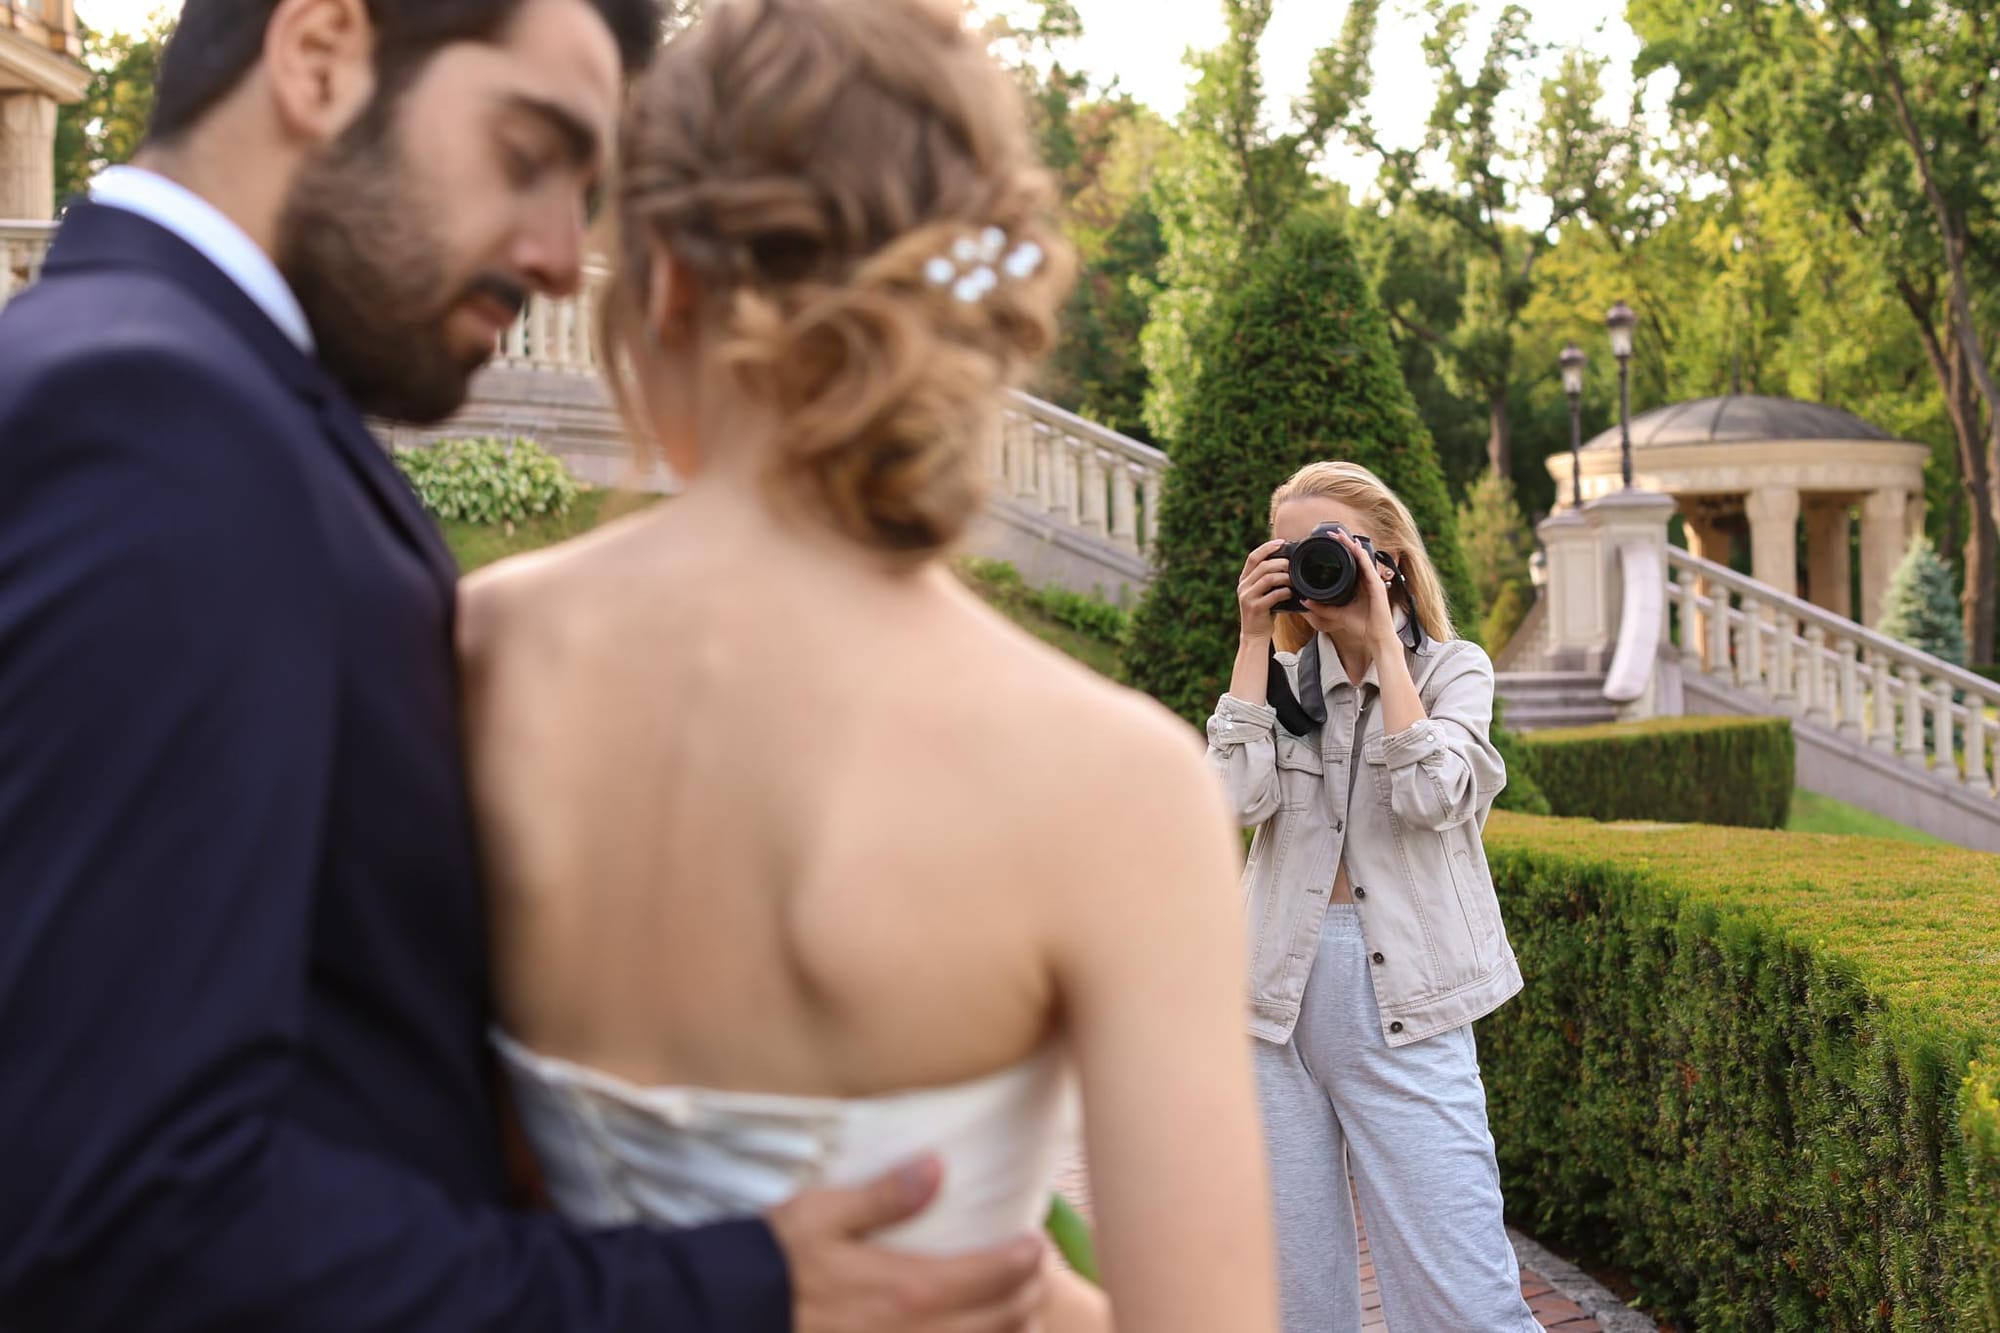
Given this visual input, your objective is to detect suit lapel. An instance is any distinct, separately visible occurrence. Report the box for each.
[44,202,461,597]
[310,382,461,595]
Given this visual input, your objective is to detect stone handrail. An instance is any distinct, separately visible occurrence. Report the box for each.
[0,218,54,305]
[490,264,1169,557]
[1667,547,1998,798]
[1604,539,1664,704]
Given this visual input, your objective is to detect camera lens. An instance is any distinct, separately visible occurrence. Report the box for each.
[1291,535,1357,604]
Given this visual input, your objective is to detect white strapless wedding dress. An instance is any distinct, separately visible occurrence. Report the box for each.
[494,1030,1079,1254]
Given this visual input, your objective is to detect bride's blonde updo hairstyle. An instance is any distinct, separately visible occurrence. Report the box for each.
[603,0,1076,557]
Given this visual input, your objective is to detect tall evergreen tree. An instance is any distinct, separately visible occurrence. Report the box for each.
[1124,207,1475,724]
[1878,534,1967,666]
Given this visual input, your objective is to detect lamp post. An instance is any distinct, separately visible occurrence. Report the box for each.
[1560,341,1587,508]
[1606,300,1637,490]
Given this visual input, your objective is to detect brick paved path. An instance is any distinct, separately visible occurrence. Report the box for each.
[1056,1152,1604,1331]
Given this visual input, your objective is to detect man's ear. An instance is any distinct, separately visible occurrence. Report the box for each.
[263,0,377,145]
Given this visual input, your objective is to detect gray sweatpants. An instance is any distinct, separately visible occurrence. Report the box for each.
[1254,905,1539,1333]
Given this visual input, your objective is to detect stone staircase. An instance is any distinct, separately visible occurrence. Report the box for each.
[1495,672,1616,732]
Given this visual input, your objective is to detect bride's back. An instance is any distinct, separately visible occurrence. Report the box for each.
[463,490,1164,1098]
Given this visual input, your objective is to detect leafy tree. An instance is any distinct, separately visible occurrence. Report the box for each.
[1123,207,1474,723]
[1308,2,1648,482]
[1138,0,1331,447]
[1879,534,1967,666]
[1630,0,1999,662]
[53,15,171,208]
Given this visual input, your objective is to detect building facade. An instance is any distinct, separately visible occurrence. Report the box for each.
[1,0,86,220]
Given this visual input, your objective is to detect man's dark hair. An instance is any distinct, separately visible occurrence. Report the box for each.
[148,0,662,145]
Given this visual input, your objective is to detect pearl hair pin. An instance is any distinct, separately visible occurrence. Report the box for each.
[923,226,1045,303]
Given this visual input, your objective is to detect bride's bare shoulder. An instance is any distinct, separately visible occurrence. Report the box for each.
[457,500,671,674]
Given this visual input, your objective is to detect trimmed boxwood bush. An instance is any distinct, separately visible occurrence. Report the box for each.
[394,435,580,525]
[1521,714,1793,829]
[1122,206,1475,726]
[1479,814,2000,1329]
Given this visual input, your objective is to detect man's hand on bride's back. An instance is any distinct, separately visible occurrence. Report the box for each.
[769,1156,1047,1332]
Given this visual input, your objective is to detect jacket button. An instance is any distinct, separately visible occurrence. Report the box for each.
[1334,819,1344,833]
[1353,886,1367,900]
[1389,1021,1404,1034]
[1371,951,1385,965]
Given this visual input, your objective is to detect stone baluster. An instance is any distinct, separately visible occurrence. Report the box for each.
[1011,417,1035,499]
[1676,571,1702,669]
[1140,469,1163,552]
[1803,626,1830,723]
[1771,612,1796,704]
[1081,449,1109,537]
[1965,708,1988,795]
[550,297,576,369]
[504,308,530,362]
[1110,463,1139,550]
[1061,436,1083,526]
[1742,595,1765,694]
[1868,651,1895,751]
[1900,665,1926,767]
[1706,587,1731,676]
[1034,425,1055,511]
[1838,640,1863,739]
[1934,677,1957,774]
[530,298,555,368]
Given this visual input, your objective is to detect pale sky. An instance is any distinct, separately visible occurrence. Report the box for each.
[74,0,1660,200]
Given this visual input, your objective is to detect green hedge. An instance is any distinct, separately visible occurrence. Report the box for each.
[1520,714,1793,829]
[394,435,580,526]
[1480,815,2000,1329]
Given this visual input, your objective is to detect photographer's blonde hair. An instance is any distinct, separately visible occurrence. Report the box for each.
[1269,461,1456,654]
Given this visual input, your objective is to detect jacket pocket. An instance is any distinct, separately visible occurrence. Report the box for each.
[1442,829,1500,971]
[1273,734,1325,811]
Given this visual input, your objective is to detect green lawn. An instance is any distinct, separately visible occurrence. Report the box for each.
[1784,788,1943,843]
[439,489,660,573]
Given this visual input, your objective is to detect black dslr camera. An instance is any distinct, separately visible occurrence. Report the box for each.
[1275,521,1391,612]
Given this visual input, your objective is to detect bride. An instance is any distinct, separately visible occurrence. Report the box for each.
[456,0,1277,1328]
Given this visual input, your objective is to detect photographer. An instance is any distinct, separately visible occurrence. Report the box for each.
[1205,461,1538,1333]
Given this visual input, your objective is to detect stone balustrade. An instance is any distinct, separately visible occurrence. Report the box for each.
[487,266,1168,560]
[1667,546,1998,803]
[0,217,52,304]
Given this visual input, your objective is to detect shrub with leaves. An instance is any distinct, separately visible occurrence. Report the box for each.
[1122,207,1475,724]
[1519,714,1794,829]
[1880,533,1968,666]
[393,436,581,526]
[1481,814,2000,1329]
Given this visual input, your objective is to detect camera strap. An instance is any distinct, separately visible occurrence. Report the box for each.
[1267,636,1327,737]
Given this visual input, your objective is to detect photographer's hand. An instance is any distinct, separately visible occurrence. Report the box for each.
[1230,541,1291,703]
[1333,531,1426,733]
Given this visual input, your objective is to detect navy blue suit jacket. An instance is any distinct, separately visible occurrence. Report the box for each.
[0,203,790,1331]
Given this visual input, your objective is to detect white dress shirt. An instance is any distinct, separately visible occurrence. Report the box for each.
[88,165,316,354]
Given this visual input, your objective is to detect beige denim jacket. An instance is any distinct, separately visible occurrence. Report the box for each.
[1206,633,1523,1047]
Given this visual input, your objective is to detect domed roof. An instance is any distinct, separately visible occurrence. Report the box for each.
[1582,395,1893,451]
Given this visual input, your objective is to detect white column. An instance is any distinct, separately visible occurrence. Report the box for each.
[1861,489,1909,627]
[1536,510,1604,671]
[1868,650,1895,751]
[1746,485,1801,598]
[1804,501,1853,618]
[0,94,59,222]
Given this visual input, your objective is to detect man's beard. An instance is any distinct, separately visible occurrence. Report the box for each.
[275,105,525,425]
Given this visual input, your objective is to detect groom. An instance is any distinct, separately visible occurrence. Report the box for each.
[0,1,1046,1329]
